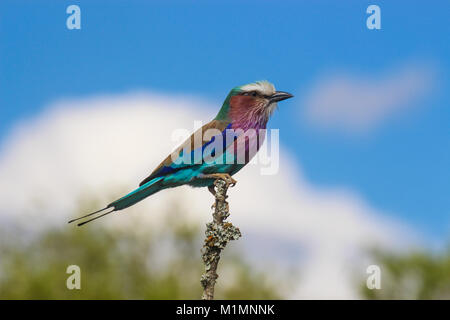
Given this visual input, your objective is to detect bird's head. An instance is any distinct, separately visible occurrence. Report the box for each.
[215,81,293,124]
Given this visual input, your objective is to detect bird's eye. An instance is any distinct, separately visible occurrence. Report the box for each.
[242,91,258,97]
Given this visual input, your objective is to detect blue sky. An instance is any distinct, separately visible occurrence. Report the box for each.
[1,1,449,243]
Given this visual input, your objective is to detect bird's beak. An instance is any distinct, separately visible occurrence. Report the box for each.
[270,91,294,102]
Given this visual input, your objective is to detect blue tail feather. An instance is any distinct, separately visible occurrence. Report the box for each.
[108,176,164,211]
[68,177,165,226]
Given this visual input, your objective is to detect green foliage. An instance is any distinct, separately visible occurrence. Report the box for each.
[361,249,450,299]
[0,205,282,299]
[4,200,447,300]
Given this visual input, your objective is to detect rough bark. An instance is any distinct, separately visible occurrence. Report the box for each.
[200,179,241,300]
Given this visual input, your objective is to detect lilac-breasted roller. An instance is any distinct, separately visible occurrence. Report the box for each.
[69,81,293,226]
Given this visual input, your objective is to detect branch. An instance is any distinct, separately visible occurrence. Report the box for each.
[200,178,241,300]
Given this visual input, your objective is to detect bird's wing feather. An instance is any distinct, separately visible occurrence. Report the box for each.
[139,119,231,186]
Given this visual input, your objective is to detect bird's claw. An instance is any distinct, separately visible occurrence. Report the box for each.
[220,174,237,188]
[203,173,237,188]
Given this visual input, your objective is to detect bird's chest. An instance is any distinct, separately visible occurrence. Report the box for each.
[228,123,267,163]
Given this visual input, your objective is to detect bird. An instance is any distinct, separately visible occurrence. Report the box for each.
[69,81,293,226]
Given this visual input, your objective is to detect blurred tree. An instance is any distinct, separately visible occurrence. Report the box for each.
[361,249,450,299]
[0,202,282,299]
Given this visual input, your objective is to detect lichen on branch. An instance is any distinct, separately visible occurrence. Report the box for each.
[200,178,241,300]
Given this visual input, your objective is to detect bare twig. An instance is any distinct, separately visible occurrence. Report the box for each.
[200,179,241,300]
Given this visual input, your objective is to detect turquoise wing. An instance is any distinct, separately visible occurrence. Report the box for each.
[139,120,232,186]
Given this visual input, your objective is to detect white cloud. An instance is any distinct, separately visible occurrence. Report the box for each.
[0,92,417,298]
[302,63,435,133]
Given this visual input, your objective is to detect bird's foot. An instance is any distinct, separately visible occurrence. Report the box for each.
[202,173,237,188]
